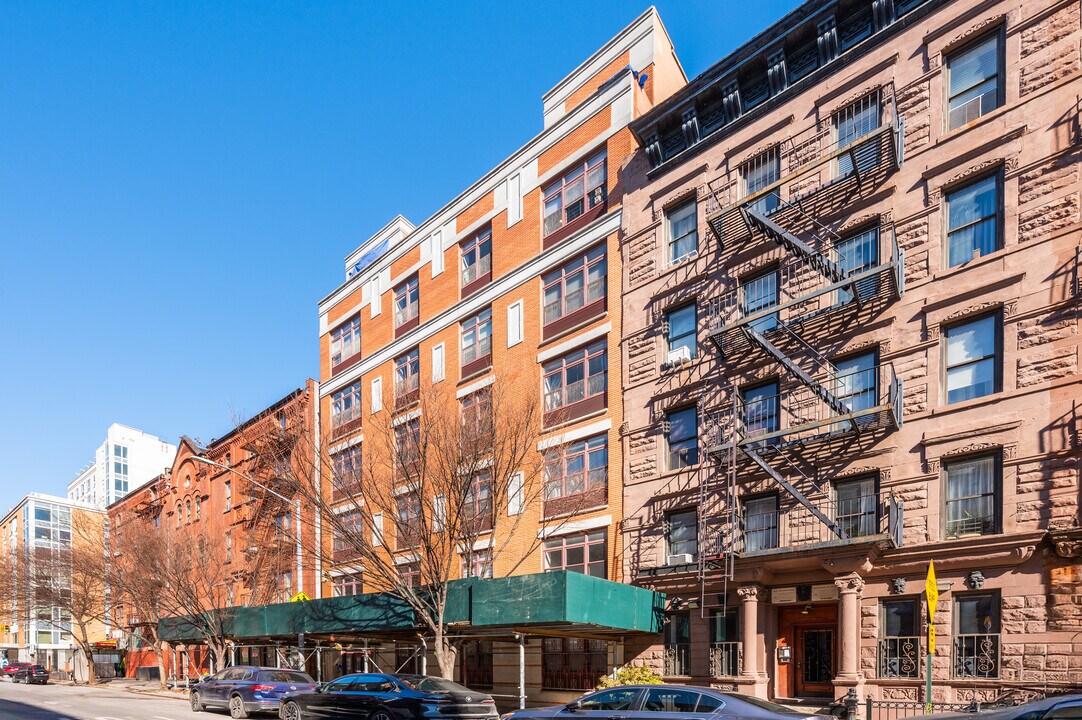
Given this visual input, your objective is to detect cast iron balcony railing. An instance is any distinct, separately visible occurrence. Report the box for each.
[879,636,921,678]
[709,641,741,677]
[954,633,1000,679]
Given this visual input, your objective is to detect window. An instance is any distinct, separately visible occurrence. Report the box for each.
[331,315,361,367]
[834,92,880,177]
[398,561,421,589]
[666,304,697,360]
[643,687,707,713]
[944,314,999,403]
[710,609,740,677]
[542,638,608,691]
[947,32,1002,130]
[954,592,1000,678]
[543,150,607,237]
[461,389,493,441]
[332,572,363,597]
[834,352,878,416]
[835,227,879,304]
[543,341,607,414]
[664,614,691,676]
[464,472,493,534]
[394,276,420,330]
[461,228,492,289]
[542,246,606,326]
[461,309,493,369]
[944,454,999,537]
[741,268,779,332]
[274,512,292,539]
[277,571,293,602]
[742,149,779,215]
[226,532,232,563]
[185,500,191,523]
[224,481,232,511]
[395,348,421,401]
[668,202,698,263]
[667,509,698,561]
[396,492,421,548]
[743,495,778,551]
[461,548,492,579]
[836,476,877,538]
[332,382,363,428]
[332,444,363,495]
[333,512,362,558]
[667,407,698,470]
[543,530,606,578]
[879,599,920,678]
[544,434,607,502]
[461,640,493,689]
[741,382,779,440]
[194,497,201,521]
[946,174,1000,267]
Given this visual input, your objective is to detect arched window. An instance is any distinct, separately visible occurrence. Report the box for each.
[185,500,192,523]
[195,497,201,520]
[176,504,182,526]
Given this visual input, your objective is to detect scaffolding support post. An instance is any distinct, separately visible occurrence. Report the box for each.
[518,633,526,710]
[420,637,427,676]
[363,639,369,672]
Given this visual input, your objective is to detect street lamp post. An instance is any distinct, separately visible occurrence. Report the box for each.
[189,456,303,598]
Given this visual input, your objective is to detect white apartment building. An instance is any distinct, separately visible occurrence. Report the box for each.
[67,424,176,508]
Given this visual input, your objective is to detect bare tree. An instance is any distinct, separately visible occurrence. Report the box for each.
[268,369,596,679]
[28,510,109,684]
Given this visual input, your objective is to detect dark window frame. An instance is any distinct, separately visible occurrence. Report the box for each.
[543,529,607,578]
[460,227,493,294]
[667,406,699,470]
[945,28,1005,131]
[943,452,1001,539]
[543,150,608,239]
[944,171,1003,268]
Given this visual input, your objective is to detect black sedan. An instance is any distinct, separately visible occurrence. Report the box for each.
[925,694,1082,720]
[11,665,49,684]
[279,673,498,720]
[499,685,831,720]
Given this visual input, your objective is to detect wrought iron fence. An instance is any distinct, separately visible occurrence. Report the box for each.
[877,636,920,678]
[954,633,1000,678]
[664,643,690,676]
[709,641,741,677]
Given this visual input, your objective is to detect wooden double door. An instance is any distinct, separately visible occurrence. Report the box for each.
[778,605,838,698]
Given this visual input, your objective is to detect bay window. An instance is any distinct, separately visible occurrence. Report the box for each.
[542,340,607,424]
[330,315,361,369]
[543,150,607,242]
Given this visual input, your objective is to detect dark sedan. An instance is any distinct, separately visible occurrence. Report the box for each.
[12,665,49,684]
[499,685,831,720]
[925,694,1082,720]
[279,673,498,720]
[190,665,318,718]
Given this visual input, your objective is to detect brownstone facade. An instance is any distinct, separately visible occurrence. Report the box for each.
[619,0,1081,704]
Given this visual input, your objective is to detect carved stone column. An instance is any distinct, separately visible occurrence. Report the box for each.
[737,584,769,698]
[834,573,865,692]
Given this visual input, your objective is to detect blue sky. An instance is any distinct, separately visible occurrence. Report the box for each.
[0,0,800,509]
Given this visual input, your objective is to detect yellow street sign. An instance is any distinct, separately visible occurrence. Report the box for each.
[927,625,936,655]
[925,561,938,622]
[290,592,311,603]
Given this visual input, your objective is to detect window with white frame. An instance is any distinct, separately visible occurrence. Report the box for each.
[395,348,420,400]
[332,382,363,428]
[461,228,492,287]
[668,202,698,263]
[543,150,607,237]
[947,32,1002,130]
[394,276,419,328]
[331,315,361,367]
[461,308,493,367]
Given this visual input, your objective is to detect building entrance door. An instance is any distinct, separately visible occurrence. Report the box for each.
[795,627,834,696]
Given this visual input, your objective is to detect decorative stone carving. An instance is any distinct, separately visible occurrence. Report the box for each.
[947,15,1007,52]
[737,585,763,602]
[890,577,907,594]
[925,149,1024,207]
[967,570,986,589]
[834,574,866,594]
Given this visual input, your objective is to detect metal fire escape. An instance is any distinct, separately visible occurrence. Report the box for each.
[697,87,906,575]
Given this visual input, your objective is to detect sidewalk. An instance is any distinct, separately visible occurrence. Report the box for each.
[48,675,190,700]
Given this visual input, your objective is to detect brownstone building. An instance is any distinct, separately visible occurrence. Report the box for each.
[314,8,684,702]
[618,0,1081,705]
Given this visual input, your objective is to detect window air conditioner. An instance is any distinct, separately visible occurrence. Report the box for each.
[667,346,691,367]
[668,553,695,565]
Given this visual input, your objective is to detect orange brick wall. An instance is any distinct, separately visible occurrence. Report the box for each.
[564,51,631,113]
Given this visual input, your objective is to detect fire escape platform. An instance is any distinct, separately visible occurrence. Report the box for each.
[706,123,901,249]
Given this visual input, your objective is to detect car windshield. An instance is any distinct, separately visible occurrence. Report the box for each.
[723,693,808,714]
[398,676,473,694]
[260,671,314,683]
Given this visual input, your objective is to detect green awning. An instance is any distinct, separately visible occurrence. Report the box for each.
[158,571,663,643]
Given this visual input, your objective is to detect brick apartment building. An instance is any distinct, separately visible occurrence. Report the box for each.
[108,382,323,679]
[311,8,685,702]
[618,0,1081,705]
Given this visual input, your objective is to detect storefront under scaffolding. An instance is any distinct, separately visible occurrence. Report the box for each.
[157,571,664,709]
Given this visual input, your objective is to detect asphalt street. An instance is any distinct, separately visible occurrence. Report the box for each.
[0,679,207,720]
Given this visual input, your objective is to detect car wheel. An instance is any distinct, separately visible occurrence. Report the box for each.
[190,691,204,712]
[371,709,393,720]
[282,701,303,720]
[229,694,250,719]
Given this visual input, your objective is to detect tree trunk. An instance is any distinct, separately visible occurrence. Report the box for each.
[155,641,168,691]
[433,630,457,680]
[77,638,97,685]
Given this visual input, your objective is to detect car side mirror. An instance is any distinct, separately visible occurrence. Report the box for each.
[566,701,583,713]
[201,675,212,683]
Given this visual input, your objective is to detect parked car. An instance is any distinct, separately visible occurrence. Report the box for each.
[498,685,831,720]
[11,665,49,685]
[2,662,31,678]
[925,694,1082,720]
[190,665,318,718]
[279,673,498,720]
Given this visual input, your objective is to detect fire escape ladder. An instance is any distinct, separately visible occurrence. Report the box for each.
[739,443,848,540]
[743,207,845,283]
